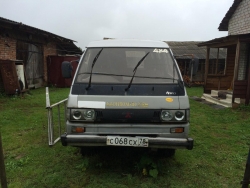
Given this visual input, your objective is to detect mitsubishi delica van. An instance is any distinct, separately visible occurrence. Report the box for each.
[61,39,193,156]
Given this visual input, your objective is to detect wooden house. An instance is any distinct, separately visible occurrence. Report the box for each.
[198,0,250,106]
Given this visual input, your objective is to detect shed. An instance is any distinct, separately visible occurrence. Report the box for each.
[0,16,82,93]
[47,55,80,87]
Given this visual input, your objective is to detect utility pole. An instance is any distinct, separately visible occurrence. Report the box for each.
[0,132,7,188]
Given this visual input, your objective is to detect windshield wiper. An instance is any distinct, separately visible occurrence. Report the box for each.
[86,48,103,90]
[81,72,179,81]
[125,52,149,91]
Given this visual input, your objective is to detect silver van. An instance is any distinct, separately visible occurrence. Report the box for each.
[61,39,193,156]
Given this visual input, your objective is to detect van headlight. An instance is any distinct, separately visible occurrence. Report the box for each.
[175,111,184,121]
[83,109,95,120]
[71,109,95,121]
[161,110,186,122]
[161,110,173,121]
[73,110,82,120]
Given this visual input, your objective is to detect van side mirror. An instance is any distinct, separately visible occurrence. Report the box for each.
[61,61,72,78]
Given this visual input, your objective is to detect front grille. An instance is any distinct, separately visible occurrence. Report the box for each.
[94,109,161,123]
[153,111,161,117]
[96,111,103,118]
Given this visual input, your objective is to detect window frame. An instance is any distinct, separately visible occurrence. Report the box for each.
[207,48,227,76]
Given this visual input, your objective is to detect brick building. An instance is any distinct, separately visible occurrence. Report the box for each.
[198,0,250,106]
[0,17,82,92]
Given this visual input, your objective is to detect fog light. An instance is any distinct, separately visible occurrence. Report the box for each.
[170,127,184,133]
[161,110,173,121]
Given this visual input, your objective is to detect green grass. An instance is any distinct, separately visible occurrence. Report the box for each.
[0,86,250,188]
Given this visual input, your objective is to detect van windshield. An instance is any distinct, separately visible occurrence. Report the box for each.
[75,47,180,84]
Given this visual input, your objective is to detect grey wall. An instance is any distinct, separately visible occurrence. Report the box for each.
[229,0,250,35]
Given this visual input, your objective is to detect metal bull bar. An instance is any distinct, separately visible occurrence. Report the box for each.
[46,87,68,146]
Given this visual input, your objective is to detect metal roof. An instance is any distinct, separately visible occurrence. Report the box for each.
[0,17,82,54]
[166,41,206,59]
[165,41,227,59]
[0,17,75,42]
[197,36,233,47]
[218,0,242,31]
[87,39,169,48]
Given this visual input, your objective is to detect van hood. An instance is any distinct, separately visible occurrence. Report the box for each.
[67,95,189,110]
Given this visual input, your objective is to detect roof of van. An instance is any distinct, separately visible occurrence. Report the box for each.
[87,39,170,48]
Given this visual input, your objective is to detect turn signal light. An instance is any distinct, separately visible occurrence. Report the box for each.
[72,126,85,133]
[170,127,184,133]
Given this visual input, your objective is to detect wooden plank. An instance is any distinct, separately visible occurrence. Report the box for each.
[220,85,232,89]
[206,78,232,83]
[233,79,247,103]
[233,39,241,89]
[206,40,237,48]
[0,132,7,188]
[234,81,248,85]
[234,90,248,93]
[206,87,218,91]
[0,60,20,95]
[234,86,248,90]
[234,94,246,98]
[241,148,250,188]
[234,92,246,95]
[204,47,210,92]
[220,79,234,82]
[216,48,219,74]
[234,92,246,96]
[246,51,250,104]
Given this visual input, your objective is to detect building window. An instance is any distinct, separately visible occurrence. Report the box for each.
[208,48,227,75]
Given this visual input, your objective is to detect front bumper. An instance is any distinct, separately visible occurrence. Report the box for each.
[61,134,193,150]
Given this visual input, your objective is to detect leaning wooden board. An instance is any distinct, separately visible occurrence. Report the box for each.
[0,60,20,94]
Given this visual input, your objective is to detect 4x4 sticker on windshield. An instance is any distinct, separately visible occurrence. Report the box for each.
[153,49,168,53]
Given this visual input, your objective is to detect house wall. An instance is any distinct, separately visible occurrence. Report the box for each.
[43,42,57,83]
[228,0,250,35]
[0,36,17,93]
[0,36,16,60]
[238,43,249,80]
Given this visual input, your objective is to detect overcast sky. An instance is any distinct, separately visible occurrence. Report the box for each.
[0,0,232,49]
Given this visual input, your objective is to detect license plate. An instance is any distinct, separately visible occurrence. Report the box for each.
[107,136,148,147]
